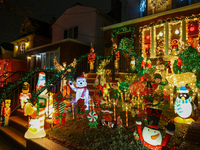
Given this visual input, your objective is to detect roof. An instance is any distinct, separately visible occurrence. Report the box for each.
[102,2,200,31]
[22,16,51,38]
[0,42,14,51]
[26,38,89,53]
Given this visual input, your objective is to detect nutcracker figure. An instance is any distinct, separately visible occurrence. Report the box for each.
[4,99,11,126]
[88,43,96,72]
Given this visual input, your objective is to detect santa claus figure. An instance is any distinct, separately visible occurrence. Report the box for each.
[136,108,175,150]
[36,72,46,91]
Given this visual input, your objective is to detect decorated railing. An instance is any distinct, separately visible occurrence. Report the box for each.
[0,69,56,112]
[0,71,26,87]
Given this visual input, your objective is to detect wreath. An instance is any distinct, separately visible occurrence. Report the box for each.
[151,0,168,9]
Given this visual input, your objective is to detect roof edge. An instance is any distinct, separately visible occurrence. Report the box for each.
[102,2,200,31]
[26,38,90,52]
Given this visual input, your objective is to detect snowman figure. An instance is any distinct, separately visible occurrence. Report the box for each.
[68,73,90,110]
[174,86,193,118]
[136,108,175,150]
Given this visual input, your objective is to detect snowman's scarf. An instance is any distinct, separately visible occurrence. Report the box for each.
[174,96,192,113]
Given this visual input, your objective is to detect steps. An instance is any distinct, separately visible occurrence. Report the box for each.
[86,72,126,97]
[0,109,68,150]
[178,121,200,150]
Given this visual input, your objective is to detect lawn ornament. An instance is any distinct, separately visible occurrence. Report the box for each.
[68,73,90,110]
[76,98,86,119]
[23,101,46,139]
[87,111,98,128]
[174,86,193,119]
[101,108,115,128]
[19,82,31,109]
[36,72,46,91]
[88,43,96,72]
[4,99,11,126]
[136,108,175,149]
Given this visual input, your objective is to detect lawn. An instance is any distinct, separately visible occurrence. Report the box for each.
[46,100,197,150]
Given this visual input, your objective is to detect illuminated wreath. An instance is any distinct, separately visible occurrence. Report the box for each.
[151,0,168,9]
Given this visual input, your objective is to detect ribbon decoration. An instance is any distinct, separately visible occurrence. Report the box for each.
[56,113,66,125]
[53,91,65,113]
[88,121,98,128]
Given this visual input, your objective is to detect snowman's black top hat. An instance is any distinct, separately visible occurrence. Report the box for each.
[146,107,163,130]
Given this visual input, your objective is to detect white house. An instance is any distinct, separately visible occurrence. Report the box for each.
[52,3,116,55]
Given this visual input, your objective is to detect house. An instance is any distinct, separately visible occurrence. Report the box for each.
[11,16,51,60]
[102,1,200,108]
[26,3,116,70]
[103,1,200,58]
[51,3,116,56]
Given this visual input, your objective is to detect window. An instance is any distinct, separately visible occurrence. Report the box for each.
[64,30,68,39]
[142,27,151,58]
[186,19,199,48]
[74,26,78,38]
[176,0,189,8]
[64,26,78,39]
[45,51,60,70]
[154,24,165,58]
[19,43,25,54]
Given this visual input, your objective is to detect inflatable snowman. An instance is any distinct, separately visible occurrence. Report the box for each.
[174,86,193,118]
[68,73,90,110]
[136,108,175,150]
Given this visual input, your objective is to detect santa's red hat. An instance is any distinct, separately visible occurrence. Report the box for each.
[78,73,86,78]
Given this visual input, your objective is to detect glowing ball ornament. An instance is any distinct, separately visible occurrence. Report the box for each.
[174,86,192,119]
[68,73,90,110]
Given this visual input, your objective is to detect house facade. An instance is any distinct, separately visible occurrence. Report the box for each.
[103,2,200,59]
[26,3,116,70]
[52,4,116,56]
[11,16,51,60]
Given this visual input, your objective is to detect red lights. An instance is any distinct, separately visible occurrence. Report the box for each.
[145,35,150,40]
[189,26,195,32]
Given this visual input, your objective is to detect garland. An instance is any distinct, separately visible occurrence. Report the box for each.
[151,0,167,9]
[141,14,200,30]
[111,26,135,51]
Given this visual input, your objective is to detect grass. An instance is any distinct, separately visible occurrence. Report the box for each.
[46,100,198,150]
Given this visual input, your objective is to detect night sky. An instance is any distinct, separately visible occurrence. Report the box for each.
[0,0,126,44]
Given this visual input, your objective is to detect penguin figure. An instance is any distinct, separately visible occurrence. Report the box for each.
[174,86,192,118]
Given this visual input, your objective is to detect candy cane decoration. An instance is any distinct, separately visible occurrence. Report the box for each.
[113,100,116,121]
[87,111,98,128]
[117,116,123,128]
[126,106,128,127]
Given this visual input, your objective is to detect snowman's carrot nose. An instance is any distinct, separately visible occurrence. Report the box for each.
[151,133,159,140]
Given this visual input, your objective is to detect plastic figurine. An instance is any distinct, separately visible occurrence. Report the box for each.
[19,82,31,109]
[68,73,90,110]
[88,43,96,72]
[4,99,11,126]
[136,108,175,150]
